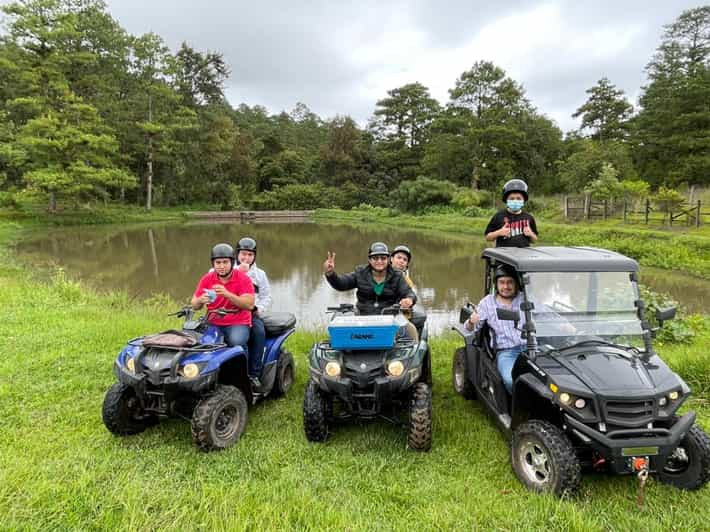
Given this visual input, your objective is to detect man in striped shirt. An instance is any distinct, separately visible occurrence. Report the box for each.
[464,264,524,393]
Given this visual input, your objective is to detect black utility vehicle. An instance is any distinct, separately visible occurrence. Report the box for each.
[452,246,710,495]
[304,304,432,450]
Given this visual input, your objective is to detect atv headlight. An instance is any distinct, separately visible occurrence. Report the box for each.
[669,391,679,401]
[126,357,135,373]
[387,360,405,377]
[182,363,200,379]
[559,392,571,405]
[325,361,341,377]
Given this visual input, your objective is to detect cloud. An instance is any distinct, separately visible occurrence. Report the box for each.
[2,0,700,131]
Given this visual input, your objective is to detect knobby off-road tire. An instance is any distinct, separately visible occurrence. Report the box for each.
[452,347,476,399]
[407,382,432,451]
[191,385,248,451]
[102,383,155,436]
[511,420,581,496]
[303,379,329,442]
[272,350,295,397]
[658,425,710,490]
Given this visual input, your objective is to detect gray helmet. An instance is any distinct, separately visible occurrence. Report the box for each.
[493,264,517,283]
[391,244,412,262]
[368,241,389,257]
[236,236,257,256]
[502,178,528,201]
[210,243,235,263]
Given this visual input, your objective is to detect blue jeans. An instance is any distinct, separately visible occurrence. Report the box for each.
[497,345,524,393]
[219,325,250,350]
[247,315,266,377]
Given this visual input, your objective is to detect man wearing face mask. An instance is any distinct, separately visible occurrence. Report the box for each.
[484,178,538,247]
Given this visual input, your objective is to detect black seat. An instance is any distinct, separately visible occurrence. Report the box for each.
[410,305,427,331]
[261,312,296,336]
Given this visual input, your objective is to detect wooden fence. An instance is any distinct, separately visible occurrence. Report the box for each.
[564,196,707,227]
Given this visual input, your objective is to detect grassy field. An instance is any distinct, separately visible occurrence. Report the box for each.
[1,219,710,530]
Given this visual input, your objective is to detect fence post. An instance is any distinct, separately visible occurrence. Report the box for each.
[603,200,608,220]
[697,200,702,228]
[584,194,590,220]
[564,195,568,219]
[645,199,650,224]
[623,199,627,223]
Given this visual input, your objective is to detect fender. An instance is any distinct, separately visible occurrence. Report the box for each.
[262,328,296,365]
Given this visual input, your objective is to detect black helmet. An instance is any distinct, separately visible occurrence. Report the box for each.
[493,264,517,283]
[368,241,389,257]
[210,243,235,263]
[502,178,528,201]
[236,236,257,256]
[391,245,412,262]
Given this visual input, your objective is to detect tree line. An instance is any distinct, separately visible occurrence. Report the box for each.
[0,1,708,213]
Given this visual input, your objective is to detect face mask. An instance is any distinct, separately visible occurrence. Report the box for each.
[507,199,524,212]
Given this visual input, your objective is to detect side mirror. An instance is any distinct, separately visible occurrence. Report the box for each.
[656,307,677,327]
[496,307,521,323]
[459,303,474,324]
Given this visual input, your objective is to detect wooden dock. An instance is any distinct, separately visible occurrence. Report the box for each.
[185,210,314,222]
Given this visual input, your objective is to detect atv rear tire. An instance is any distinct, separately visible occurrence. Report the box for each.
[511,420,581,496]
[303,379,329,442]
[102,383,155,436]
[452,347,475,399]
[272,350,295,397]
[191,385,248,451]
[658,425,710,490]
[407,382,432,451]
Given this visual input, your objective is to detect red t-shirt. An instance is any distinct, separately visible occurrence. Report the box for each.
[193,270,255,327]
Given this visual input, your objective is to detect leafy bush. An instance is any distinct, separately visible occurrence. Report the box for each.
[639,285,700,344]
[394,176,455,213]
[451,188,491,210]
[252,183,344,210]
[653,186,685,214]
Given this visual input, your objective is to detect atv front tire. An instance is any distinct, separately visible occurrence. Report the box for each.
[272,350,295,397]
[658,425,710,490]
[303,379,329,442]
[407,382,432,451]
[191,385,248,451]
[511,420,581,496]
[452,347,476,399]
[102,383,155,436]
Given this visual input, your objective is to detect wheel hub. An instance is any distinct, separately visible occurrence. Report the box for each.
[214,405,239,440]
[518,439,552,485]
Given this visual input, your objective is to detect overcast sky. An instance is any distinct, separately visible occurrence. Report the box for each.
[5,1,704,131]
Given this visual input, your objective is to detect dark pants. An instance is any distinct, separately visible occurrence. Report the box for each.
[247,315,266,377]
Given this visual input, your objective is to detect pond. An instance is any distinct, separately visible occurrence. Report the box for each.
[17,221,709,332]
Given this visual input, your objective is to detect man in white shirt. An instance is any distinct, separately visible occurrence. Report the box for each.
[236,237,272,388]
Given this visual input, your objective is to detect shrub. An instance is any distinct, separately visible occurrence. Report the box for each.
[252,183,344,210]
[394,176,455,213]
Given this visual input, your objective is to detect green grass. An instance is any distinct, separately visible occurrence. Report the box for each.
[315,208,710,278]
[1,223,709,530]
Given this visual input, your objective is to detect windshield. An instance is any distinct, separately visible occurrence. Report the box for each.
[524,271,644,345]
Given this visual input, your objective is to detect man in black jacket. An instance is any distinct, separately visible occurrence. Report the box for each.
[323,242,416,315]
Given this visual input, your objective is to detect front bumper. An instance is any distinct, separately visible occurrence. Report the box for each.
[114,361,218,400]
[310,367,416,417]
[564,411,696,474]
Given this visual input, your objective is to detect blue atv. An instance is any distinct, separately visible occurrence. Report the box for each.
[303,303,432,450]
[102,307,296,451]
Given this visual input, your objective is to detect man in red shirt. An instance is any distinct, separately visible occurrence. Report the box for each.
[191,243,255,349]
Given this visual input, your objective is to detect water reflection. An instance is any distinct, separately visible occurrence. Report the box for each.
[18,222,708,332]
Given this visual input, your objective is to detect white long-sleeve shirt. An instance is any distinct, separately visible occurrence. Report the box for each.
[246,263,272,312]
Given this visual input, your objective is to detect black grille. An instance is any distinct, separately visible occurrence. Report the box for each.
[343,352,385,389]
[604,399,654,426]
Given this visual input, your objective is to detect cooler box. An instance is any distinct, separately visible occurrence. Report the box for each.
[328,315,402,350]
